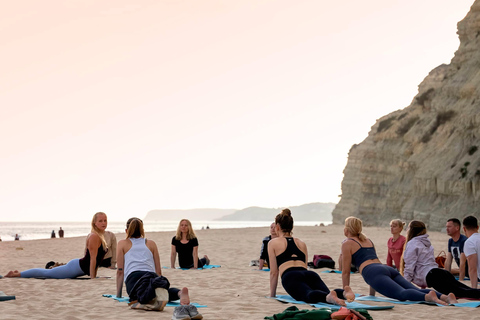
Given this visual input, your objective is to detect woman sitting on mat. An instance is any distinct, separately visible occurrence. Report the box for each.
[268,208,355,306]
[116,217,202,319]
[386,219,406,270]
[341,216,457,305]
[6,212,108,279]
[403,220,480,299]
[171,219,209,269]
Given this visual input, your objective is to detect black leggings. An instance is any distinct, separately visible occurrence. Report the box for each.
[181,257,208,269]
[126,271,181,302]
[281,267,344,303]
[426,268,480,299]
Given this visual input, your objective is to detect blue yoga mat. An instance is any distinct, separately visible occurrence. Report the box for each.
[270,295,393,310]
[320,270,355,274]
[162,265,221,270]
[356,295,480,308]
[102,294,207,307]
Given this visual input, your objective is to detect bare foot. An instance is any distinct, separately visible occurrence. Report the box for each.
[443,293,457,305]
[179,287,190,305]
[204,255,210,265]
[425,291,447,305]
[5,270,20,278]
[343,286,355,303]
[326,290,346,306]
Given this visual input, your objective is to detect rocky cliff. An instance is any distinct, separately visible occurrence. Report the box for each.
[332,1,480,230]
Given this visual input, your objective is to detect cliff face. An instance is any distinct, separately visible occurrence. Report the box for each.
[332,1,480,230]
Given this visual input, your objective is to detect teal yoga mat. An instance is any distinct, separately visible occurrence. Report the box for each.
[271,295,394,310]
[356,295,480,307]
[102,294,207,307]
[162,265,221,270]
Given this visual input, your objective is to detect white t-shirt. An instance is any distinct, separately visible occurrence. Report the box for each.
[464,233,480,282]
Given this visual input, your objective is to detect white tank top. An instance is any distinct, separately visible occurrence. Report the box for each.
[124,237,156,281]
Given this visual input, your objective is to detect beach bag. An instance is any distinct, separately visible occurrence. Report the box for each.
[435,251,446,268]
[313,254,335,269]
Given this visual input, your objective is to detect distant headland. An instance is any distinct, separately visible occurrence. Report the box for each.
[144,202,335,222]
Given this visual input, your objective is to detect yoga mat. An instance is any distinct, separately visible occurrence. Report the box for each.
[163,265,221,270]
[356,295,480,308]
[0,292,15,302]
[321,270,354,274]
[102,294,207,307]
[271,295,394,310]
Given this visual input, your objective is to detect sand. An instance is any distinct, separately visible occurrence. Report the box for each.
[0,224,476,319]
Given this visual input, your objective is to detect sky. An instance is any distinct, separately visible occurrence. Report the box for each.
[0,0,474,222]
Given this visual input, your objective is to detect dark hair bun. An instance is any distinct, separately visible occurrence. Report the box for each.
[281,208,291,216]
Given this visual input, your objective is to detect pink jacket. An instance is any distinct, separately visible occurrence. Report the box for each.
[403,234,437,288]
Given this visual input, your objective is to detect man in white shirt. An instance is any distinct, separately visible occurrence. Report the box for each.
[463,215,480,288]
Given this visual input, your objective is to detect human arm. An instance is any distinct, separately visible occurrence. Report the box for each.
[467,254,478,288]
[116,241,125,298]
[445,252,453,272]
[259,259,265,270]
[110,233,117,268]
[341,242,352,288]
[170,240,177,268]
[86,233,101,279]
[259,239,267,270]
[148,240,162,276]
[386,239,393,267]
[267,241,278,297]
[338,253,343,270]
[193,245,199,269]
[402,243,417,283]
[459,252,467,280]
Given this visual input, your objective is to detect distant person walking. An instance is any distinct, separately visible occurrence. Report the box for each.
[51,230,56,238]
[59,227,64,238]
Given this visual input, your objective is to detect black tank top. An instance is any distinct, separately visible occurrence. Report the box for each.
[275,237,306,267]
[79,244,107,275]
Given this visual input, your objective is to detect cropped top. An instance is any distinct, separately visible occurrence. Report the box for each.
[275,237,306,268]
[349,238,378,270]
[79,243,107,275]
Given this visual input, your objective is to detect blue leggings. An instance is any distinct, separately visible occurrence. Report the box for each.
[281,267,344,303]
[20,259,85,279]
[362,264,440,301]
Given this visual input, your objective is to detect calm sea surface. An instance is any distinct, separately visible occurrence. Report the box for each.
[0,220,331,241]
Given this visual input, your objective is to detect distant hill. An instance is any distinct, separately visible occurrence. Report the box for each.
[216,203,335,221]
[144,208,236,221]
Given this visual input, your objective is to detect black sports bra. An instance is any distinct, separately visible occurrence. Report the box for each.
[275,237,306,267]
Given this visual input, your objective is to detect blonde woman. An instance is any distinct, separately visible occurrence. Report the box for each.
[6,212,108,279]
[387,219,406,270]
[171,219,209,269]
[341,216,456,305]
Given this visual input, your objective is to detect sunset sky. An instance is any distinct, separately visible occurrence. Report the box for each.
[0,0,474,221]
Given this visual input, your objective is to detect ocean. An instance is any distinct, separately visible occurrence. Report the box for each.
[0,220,331,241]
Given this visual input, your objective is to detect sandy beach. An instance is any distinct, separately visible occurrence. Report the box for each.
[0,224,476,319]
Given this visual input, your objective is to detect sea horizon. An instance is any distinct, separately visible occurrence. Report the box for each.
[0,220,332,241]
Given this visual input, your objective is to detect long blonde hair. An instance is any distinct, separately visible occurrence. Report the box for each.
[345,216,367,241]
[175,219,197,240]
[91,212,108,250]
